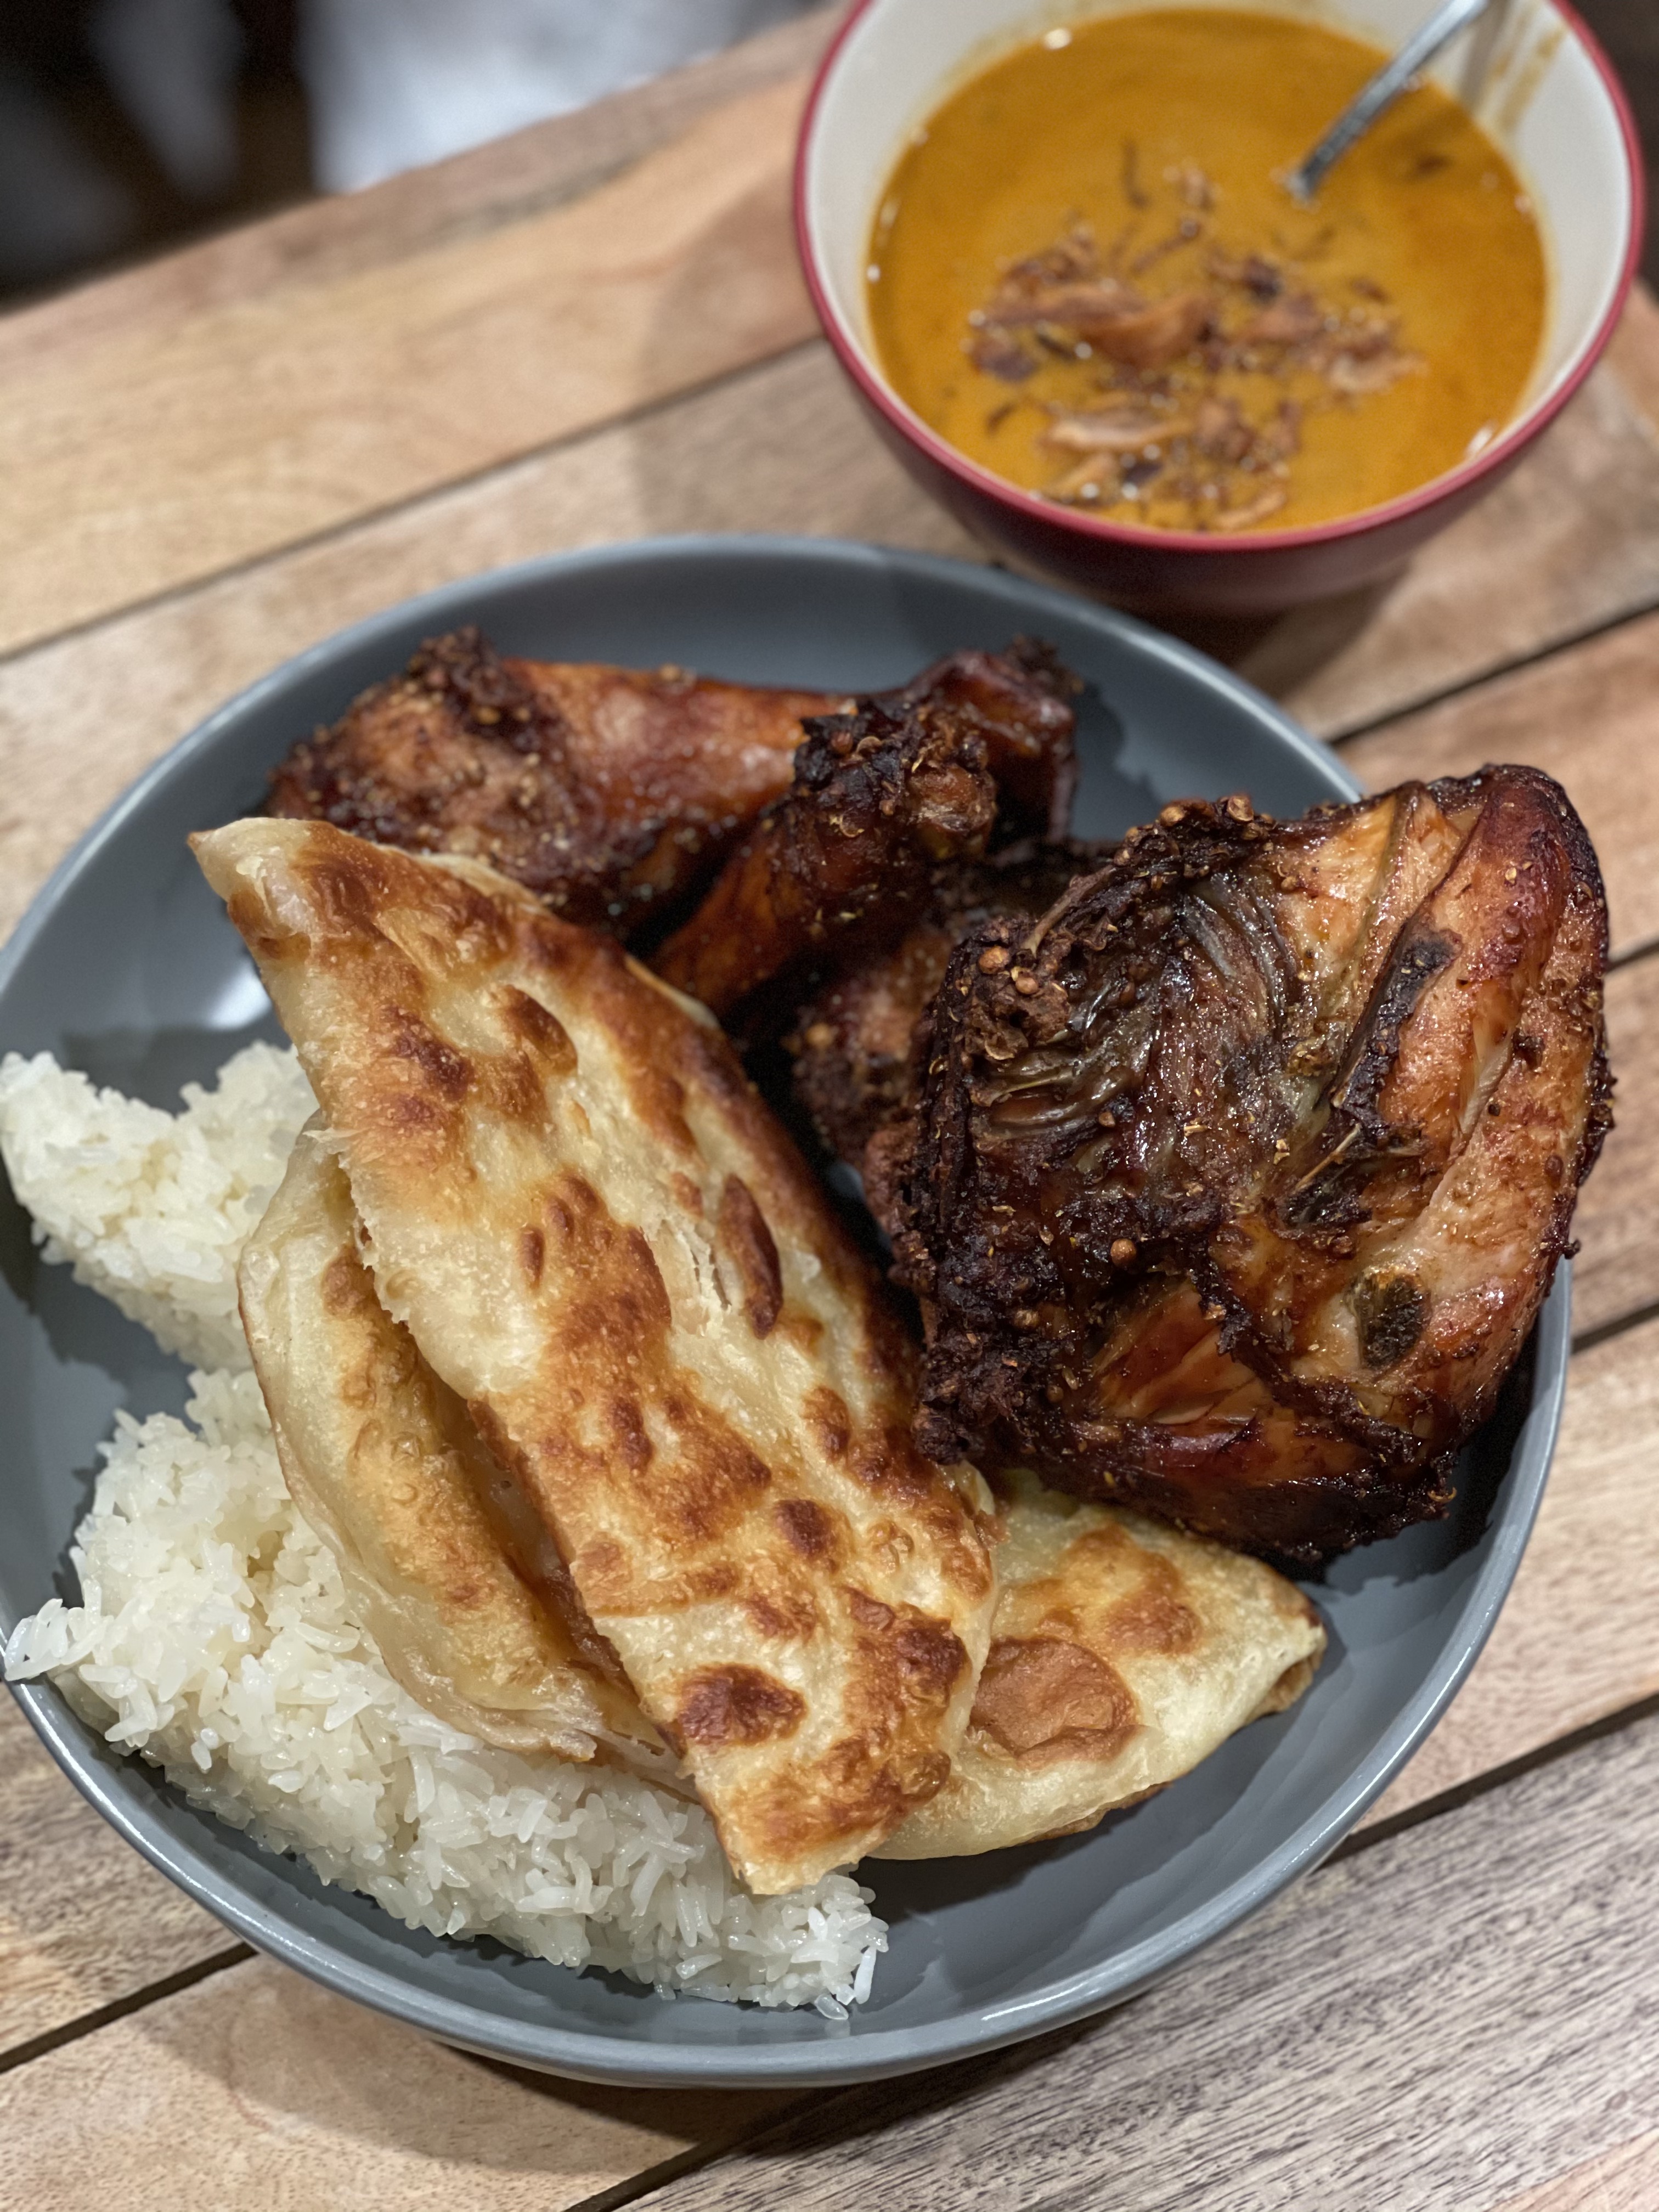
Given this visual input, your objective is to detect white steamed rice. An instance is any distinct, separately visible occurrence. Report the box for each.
[0,1043,317,1372]
[1,1047,885,2010]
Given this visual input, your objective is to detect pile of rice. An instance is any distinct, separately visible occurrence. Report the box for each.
[0,1044,315,1372]
[1,1046,885,2012]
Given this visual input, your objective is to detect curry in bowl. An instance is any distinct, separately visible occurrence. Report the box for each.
[867,8,1547,535]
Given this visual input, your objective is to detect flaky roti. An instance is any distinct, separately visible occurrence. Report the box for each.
[877,1474,1324,1858]
[195,819,998,1894]
[239,1130,669,1768]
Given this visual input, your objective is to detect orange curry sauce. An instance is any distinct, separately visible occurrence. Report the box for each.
[867,9,1546,533]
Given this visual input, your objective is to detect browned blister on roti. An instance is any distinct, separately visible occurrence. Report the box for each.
[877,1472,1324,1858]
[196,819,997,1893]
[239,1128,669,1770]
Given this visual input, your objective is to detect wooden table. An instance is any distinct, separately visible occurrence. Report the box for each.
[4,10,1659,2205]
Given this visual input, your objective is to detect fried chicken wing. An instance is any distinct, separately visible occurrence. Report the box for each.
[267,627,842,933]
[889,767,1611,1564]
[651,645,1078,1022]
[268,632,1076,948]
[651,695,999,1022]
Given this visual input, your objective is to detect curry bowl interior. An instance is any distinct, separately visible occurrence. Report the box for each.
[802,0,1636,527]
[0,538,1567,2086]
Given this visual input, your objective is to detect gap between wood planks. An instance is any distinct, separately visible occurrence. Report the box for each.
[1326,585,1659,753]
[0,1943,250,2083]
[1573,1293,1659,1355]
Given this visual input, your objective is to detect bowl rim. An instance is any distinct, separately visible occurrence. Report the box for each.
[794,0,1646,561]
[0,534,1571,2087]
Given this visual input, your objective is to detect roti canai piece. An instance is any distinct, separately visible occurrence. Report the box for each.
[195,819,998,1895]
[239,1129,670,1771]
[878,1472,1324,1858]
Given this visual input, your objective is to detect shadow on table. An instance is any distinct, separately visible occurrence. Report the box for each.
[1166,578,1401,693]
[675,2009,1105,2186]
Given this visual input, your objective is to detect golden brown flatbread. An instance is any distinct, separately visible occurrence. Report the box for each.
[195,819,998,1894]
[877,1473,1324,1858]
[239,1128,670,1770]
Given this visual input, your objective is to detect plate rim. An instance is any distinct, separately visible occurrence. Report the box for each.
[0,534,1562,2087]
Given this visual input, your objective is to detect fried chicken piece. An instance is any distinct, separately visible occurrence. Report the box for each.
[890,768,1612,1565]
[651,646,1078,1021]
[267,627,842,933]
[895,642,1079,839]
[651,696,997,1022]
[787,841,1097,1172]
[268,631,1076,944]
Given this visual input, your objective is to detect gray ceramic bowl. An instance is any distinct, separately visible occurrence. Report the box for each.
[0,538,1566,2087]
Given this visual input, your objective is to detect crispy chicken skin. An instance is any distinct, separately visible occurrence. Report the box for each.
[267,627,842,933]
[888,767,1612,1565]
[268,631,1075,945]
[787,842,1099,1172]
[651,644,1077,1022]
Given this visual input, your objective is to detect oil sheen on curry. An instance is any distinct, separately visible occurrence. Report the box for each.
[867,9,1547,534]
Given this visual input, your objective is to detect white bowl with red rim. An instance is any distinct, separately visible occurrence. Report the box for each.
[794,0,1644,615]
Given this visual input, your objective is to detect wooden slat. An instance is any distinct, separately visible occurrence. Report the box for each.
[1358,1310,1659,1830]
[1340,601,1659,960]
[0,24,837,659]
[0,1950,789,2211]
[619,1711,1659,2212]
[0,1698,228,2057]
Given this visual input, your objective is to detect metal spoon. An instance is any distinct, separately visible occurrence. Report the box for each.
[1283,0,1496,204]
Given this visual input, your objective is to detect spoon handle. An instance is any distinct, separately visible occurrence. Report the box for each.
[1284,0,1494,203]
